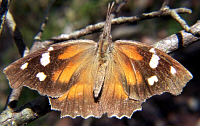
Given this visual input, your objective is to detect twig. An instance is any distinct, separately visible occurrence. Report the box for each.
[6,10,29,57]
[0,0,11,35]
[44,7,191,44]
[169,9,200,37]
[161,0,170,9]
[33,0,56,42]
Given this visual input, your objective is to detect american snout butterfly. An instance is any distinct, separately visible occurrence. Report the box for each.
[4,3,192,119]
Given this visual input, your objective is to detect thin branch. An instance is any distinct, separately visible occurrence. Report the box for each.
[33,0,56,42]
[44,7,191,44]
[6,10,29,57]
[170,9,200,37]
[0,0,11,35]
[170,9,191,32]
[161,0,170,9]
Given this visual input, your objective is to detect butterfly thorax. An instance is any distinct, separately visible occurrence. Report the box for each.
[98,34,112,58]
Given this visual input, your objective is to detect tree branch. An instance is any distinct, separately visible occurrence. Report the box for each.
[0,96,50,126]
[154,20,200,53]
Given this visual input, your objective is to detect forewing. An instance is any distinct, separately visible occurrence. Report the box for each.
[113,40,192,100]
[4,40,97,97]
[49,55,103,118]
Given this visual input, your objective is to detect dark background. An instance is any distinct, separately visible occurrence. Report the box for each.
[0,0,200,126]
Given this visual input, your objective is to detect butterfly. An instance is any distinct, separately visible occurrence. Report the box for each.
[4,3,192,119]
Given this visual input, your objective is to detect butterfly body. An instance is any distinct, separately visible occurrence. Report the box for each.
[4,3,192,118]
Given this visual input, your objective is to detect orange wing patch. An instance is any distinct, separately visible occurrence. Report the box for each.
[113,78,129,100]
[115,50,136,85]
[57,82,84,102]
[53,51,88,83]
[58,44,89,59]
[115,44,143,61]
[111,61,130,100]
[135,70,143,85]
[58,62,94,101]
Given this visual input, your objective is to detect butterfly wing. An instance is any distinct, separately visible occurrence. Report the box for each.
[100,52,142,118]
[49,55,103,118]
[4,40,97,97]
[113,40,192,101]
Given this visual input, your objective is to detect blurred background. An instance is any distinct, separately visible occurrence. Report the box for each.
[0,0,200,126]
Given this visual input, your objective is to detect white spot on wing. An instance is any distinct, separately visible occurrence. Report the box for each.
[149,54,160,68]
[149,48,156,53]
[148,75,158,86]
[36,72,47,81]
[20,62,28,70]
[170,66,176,74]
[40,52,50,66]
[48,47,54,51]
